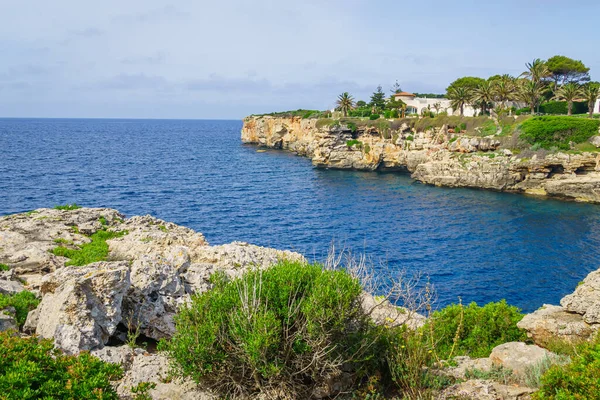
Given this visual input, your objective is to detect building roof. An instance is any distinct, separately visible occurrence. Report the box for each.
[394,91,416,97]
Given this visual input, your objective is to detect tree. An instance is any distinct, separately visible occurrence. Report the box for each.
[336,92,355,117]
[446,77,486,94]
[546,55,590,86]
[356,100,367,108]
[492,75,516,112]
[581,82,600,118]
[472,81,495,115]
[553,83,582,116]
[390,80,402,94]
[518,79,545,114]
[386,97,406,113]
[369,85,386,112]
[447,86,472,116]
[520,58,550,84]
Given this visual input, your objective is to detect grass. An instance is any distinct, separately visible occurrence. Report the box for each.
[51,229,128,266]
[0,263,10,271]
[158,225,168,233]
[53,204,82,211]
[99,216,108,226]
[465,366,514,385]
[53,238,72,245]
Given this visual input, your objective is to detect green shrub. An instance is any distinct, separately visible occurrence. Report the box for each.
[369,114,381,120]
[160,260,384,398]
[364,144,371,154]
[53,204,82,211]
[51,229,127,266]
[0,263,10,271]
[0,331,122,399]
[347,139,363,148]
[534,338,600,399]
[346,121,358,132]
[424,300,527,359]
[0,291,40,327]
[520,116,600,150]
[539,101,587,115]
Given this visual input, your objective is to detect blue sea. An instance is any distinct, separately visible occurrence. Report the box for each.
[1,118,599,312]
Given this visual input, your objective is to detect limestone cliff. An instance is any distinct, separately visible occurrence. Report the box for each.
[242,116,600,203]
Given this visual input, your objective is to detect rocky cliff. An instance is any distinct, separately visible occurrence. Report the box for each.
[242,116,600,203]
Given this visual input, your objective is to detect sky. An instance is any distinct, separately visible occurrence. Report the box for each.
[1,0,599,119]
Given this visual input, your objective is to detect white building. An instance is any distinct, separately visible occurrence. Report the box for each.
[392,92,477,117]
[595,99,600,115]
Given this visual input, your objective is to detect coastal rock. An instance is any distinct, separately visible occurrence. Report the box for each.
[490,342,556,376]
[0,269,25,295]
[590,136,600,148]
[560,269,600,323]
[360,293,425,329]
[34,262,130,354]
[0,306,18,331]
[517,304,598,344]
[440,379,535,400]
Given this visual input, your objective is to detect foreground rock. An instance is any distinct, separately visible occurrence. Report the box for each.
[242,116,600,203]
[490,342,558,377]
[518,268,600,346]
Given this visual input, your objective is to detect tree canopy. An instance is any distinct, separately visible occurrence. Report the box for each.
[546,55,590,85]
[446,77,486,95]
[369,85,386,111]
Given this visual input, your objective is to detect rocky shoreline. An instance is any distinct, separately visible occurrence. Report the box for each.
[1,207,599,399]
[241,116,600,203]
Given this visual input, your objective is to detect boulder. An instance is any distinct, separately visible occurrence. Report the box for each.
[517,304,598,345]
[590,136,600,148]
[490,342,557,376]
[440,379,535,400]
[360,292,425,329]
[0,306,18,332]
[33,262,130,354]
[0,269,25,295]
[561,270,600,323]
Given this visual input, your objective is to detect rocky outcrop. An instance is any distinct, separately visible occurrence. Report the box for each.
[242,116,600,203]
[519,268,600,345]
[490,342,558,377]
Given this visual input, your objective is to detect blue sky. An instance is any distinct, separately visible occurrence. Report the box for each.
[1,0,598,119]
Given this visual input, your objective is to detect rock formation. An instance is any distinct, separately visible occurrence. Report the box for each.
[242,116,600,203]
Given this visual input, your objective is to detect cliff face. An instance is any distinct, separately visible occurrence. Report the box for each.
[242,116,600,203]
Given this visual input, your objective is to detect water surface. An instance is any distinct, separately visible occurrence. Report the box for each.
[1,118,599,312]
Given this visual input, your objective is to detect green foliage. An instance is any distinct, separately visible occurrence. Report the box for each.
[99,216,108,226]
[534,338,600,399]
[369,114,380,120]
[539,101,588,115]
[0,263,10,271]
[369,85,386,112]
[0,291,40,327]
[160,260,382,398]
[53,204,82,211]
[446,76,486,93]
[251,109,325,118]
[546,55,590,85]
[0,331,123,399]
[364,144,371,154]
[346,121,358,133]
[315,118,340,129]
[158,225,168,233]
[425,300,527,359]
[520,116,600,150]
[346,139,363,148]
[131,382,157,400]
[51,229,127,266]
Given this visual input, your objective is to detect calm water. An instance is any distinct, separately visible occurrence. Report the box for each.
[1,118,599,312]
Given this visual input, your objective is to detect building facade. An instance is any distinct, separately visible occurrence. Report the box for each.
[392,92,477,117]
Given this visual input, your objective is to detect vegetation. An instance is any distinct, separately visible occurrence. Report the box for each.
[346,139,363,148]
[545,55,590,86]
[0,263,10,271]
[424,300,527,359]
[520,116,600,150]
[0,331,123,399]
[160,260,386,398]
[0,291,40,327]
[51,229,127,266]
[534,337,600,399]
[554,82,583,116]
[54,204,82,211]
[251,109,329,119]
[336,92,355,117]
[582,82,600,118]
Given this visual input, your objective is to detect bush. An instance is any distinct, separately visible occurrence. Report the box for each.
[346,139,363,148]
[424,300,527,359]
[0,331,123,399]
[519,116,600,150]
[0,263,10,271]
[0,291,40,327]
[161,261,384,398]
[51,229,127,266]
[539,101,587,115]
[534,338,600,399]
[369,114,381,120]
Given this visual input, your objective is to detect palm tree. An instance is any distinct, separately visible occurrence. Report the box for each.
[472,81,494,115]
[336,92,355,117]
[521,59,550,84]
[518,80,545,114]
[493,75,516,112]
[554,83,582,116]
[581,83,600,118]
[447,87,472,116]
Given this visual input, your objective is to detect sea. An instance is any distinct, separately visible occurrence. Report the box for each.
[2,118,599,312]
